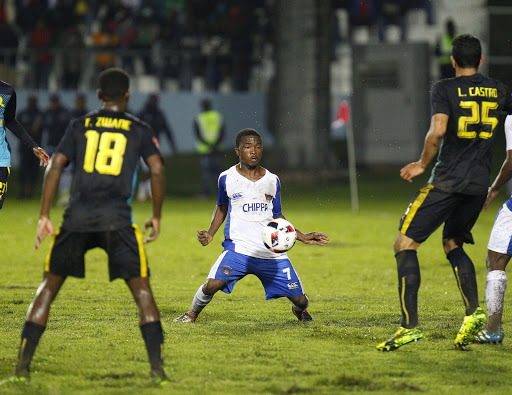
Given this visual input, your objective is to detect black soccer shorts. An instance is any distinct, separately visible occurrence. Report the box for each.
[45,224,150,281]
[0,167,10,210]
[398,184,486,244]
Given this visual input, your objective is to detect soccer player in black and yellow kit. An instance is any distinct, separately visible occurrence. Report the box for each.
[2,68,169,385]
[0,81,50,208]
[377,34,512,351]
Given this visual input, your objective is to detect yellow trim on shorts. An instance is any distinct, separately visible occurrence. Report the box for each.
[44,227,61,272]
[7,167,10,175]
[401,184,434,234]
[400,276,409,326]
[132,224,148,277]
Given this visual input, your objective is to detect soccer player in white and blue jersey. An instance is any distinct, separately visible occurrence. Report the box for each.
[0,81,50,209]
[475,115,512,344]
[174,128,329,323]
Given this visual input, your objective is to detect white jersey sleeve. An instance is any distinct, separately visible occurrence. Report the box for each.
[505,115,512,151]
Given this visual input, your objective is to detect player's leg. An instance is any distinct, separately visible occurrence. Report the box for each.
[0,167,10,210]
[14,272,66,379]
[476,204,512,343]
[393,232,422,329]
[7,228,84,381]
[175,251,247,322]
[443,193,487,349]
[175,278,226,323]
[288,295,313,321]
[444,237,481,315]
[251,256,311,321]
[378,185,451,351]
[104,226,168,384]
[125,276,167,382]
[475,251,509,343]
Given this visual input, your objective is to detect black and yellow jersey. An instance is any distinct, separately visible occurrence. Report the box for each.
[429,73,512,195]
[57,109,161,231]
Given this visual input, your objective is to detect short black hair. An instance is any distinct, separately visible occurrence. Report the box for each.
[236,128,262,147]
[201,98,212,111]
[452,34,481,69]
[98,68,130,100]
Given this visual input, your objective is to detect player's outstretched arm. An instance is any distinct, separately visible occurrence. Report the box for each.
[35,153,67,250]
[33,147,50,167]
[482,149,512,212]
[296,230,329,246]
[144,154,165,243]
[400,114,448,182]
[197,205,228,246]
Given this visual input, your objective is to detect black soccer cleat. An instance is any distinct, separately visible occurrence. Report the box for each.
[292,307,313,321]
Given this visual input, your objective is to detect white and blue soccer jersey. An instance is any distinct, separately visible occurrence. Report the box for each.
[489,115,512,255]
[0,81,16,167]
[217,165,286,260]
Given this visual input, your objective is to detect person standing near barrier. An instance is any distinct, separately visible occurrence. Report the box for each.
[17,94,45,199]
[194,98,225,198]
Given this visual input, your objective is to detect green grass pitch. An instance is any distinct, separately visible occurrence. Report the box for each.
[1,173,511,394]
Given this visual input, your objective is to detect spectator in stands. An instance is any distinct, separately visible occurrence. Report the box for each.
[17,0,48,35]
[347,0,377,42]
[60,25,86,89]
[17,95,44,200]
[115,6,137,74]
[30,17,53,89]
[194,98,225,198]
[155,9,182,88]
[178,17,201,90]
[225,2,253,91]
[376,0,408,42]
[0,21,18,68]
[436,19,456,79]
[91,19,119,73]
[48,0,76,39]
[133,5,160,74]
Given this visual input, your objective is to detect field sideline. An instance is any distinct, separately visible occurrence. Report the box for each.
[1,173,511,394]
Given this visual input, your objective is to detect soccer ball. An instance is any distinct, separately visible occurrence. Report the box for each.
[262,218,297,253]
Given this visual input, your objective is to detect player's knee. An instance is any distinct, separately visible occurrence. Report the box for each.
[393,233,419,254]
[487,250,510,272]
[202,279,224,295]
[442,238,462,255]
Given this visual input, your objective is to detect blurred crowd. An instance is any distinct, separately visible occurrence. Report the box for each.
[0,0,275,91]
[0,1,435,92]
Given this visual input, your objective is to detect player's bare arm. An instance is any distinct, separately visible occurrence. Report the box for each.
[144,154,165,243]
[35,153,68,250]
[198,205,228,246]
[296,231,329,246]
[400,113,448,182]
[483,149,512,212]
[274,215,329,246]
[33,147,50,167]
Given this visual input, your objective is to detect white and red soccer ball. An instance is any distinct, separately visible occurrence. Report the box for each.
[262,218,297,253]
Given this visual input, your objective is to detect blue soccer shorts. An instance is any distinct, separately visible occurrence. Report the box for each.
[207,250,305,300]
